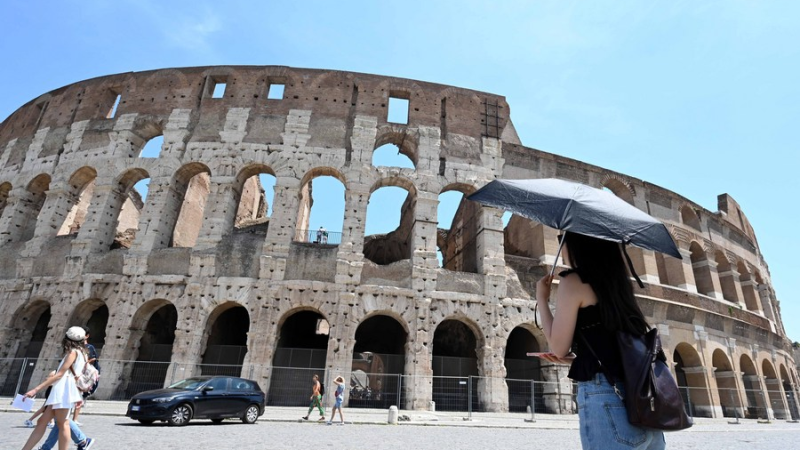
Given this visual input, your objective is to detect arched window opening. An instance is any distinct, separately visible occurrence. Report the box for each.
[123,302,178,399]
[201,305,249,376]
[737,261,760,312]
[712,349,741,418]
[68,299,109,353]
[0,304,51,396]
[351,315,408,408]
[601,179,635,204]
[715,252,739,304]
[779,365,800,420]
[170,166,211,248]
[138,135,163,158]
[269,310,330,406]
[58,168,98,236]
[109,169,149,250]
[18,174,50,243]
[437,189,479,273]
[505,327,543,413]
[673,343,713,418]
[364,186,414,265]
[762,360,788,419]
[432,319,479,411]
[681,206,702,231]
[690,242,714,296]
[294,174,345,245]
[372,143,414,169]
[234,170,276,232]
[740,355,763,419]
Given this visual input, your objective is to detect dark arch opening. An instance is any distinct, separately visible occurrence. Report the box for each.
[269,311,329,406]
[201,306,250,376]
[122,303,177,399]
[505,327,543,412]
[350,315,408,408]
[432,319,479,411]
[85,305,109,351]
[1,306,51,396]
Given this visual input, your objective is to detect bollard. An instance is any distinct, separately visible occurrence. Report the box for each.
[388,405,399,424]
[429,401,436,411]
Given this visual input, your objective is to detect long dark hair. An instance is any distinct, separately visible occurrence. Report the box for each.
[562,231,648,335]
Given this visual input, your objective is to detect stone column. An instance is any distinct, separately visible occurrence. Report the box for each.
[259,178,301,280]
[670,247,695,291]
[406,302,434,410]
[539,363,574,414]
[717,267,745,307]
[410,191,439,293]
[758,285,776,322]
[476,206,507,299]
[740,279,762,314]
[693,257,724,299]
[70,180,128,256]
[627,247,661,284]
[123,176,181,275]
[477,335,508,412]
[335,185,369,286]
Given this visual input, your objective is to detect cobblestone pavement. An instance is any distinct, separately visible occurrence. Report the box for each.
[3,411,800,450]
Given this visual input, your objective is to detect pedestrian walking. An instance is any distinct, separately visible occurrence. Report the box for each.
[72,326,100,425]
[327,376,345,425]
[24,372,55,428]
[534,232,666,449]
[20,326,95,450]
[301,374,325,421]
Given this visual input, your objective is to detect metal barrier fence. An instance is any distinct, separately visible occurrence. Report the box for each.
[3,356,799,422]
[294,229,342,245]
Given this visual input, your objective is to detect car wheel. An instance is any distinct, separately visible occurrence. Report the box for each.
[168,403,193,426]
[211,418,224,424]
[138,419,155,425]
[241,404,260,424]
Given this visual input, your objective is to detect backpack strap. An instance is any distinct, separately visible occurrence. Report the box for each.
[578,332,623,400]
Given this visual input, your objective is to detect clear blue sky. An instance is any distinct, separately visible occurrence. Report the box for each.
[1,1,798,342]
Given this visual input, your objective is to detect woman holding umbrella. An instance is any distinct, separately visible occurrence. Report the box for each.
[536,231,666,449]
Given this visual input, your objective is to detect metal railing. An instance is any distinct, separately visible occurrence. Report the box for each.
[294,229,342,245]
[3,356,799,423]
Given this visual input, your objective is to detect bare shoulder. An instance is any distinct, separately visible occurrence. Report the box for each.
[557,272,597,307]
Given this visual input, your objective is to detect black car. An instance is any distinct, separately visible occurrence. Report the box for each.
[126,376,266,426]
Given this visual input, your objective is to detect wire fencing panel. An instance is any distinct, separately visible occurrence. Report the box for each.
[267,366,326,406]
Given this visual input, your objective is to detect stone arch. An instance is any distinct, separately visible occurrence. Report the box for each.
[779,364,800,420]
[711,349,742,418]
[431,317,483,411]
[689,241,714,296]
[373,130,419,168]
[269,308,330,406]
[714,251,739,304]
[740,354,765,418]
[681,205,702,231]
[437,183,481,273]
[17,173,51,242]
[600,175,635,204]
[169,162,212,248]
[57,166,98,236]
[120,299,178,398]
[67,298,109,350]
[294,167,346,244]
[504,325,544,413]
[200,301,250,376]
[102,167,150,250]
[233,163,277,230]
[363,177,418,266]
[350,313,409,408]
[0,300,52,396]
[762,359,787,419]
[737,260,760,312]
[673,342,713,417]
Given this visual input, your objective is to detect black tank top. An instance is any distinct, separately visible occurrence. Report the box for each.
[560,269,625,382]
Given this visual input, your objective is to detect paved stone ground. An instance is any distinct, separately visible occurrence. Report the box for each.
[3,410,800,450]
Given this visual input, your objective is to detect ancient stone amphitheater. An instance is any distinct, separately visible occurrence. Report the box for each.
[0,66,796,418]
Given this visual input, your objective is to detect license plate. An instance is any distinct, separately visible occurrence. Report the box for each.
[131,406,140,411]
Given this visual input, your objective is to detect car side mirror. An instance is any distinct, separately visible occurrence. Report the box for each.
[203,386,214,392]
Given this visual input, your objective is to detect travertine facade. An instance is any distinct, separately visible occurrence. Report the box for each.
[0,66,796,417]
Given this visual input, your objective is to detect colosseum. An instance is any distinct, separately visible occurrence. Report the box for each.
[0,66,796,419]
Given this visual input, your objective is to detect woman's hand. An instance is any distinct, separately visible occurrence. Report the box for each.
[24,388,37,399]
[536,274,554,302]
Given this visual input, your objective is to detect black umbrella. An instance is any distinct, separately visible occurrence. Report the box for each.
[468,178,682,285]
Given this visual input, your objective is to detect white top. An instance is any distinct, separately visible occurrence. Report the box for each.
[45,349,86,409]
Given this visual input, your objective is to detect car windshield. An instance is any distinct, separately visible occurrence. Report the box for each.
[167,378,209,390]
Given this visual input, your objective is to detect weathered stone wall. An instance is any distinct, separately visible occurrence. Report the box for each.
[0,66,795,415]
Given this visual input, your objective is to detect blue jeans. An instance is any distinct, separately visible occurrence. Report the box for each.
[41,419,86,450]
[577,373,666,450]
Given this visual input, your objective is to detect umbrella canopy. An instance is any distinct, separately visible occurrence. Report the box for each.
[468,178,681,259]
